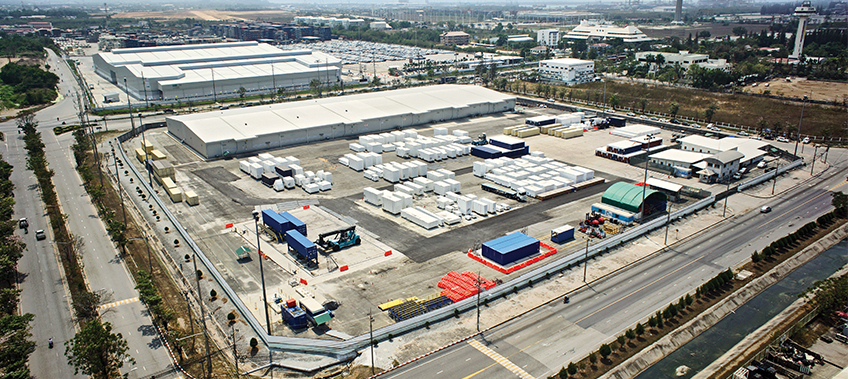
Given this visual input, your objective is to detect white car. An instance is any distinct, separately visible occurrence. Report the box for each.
[776,136,789,143]
[627,112,635,116]
[802,137,811,144]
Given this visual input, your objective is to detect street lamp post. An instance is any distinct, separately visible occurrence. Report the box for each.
[193,254,213,379]
[124,77,135,134]
[139,113,152,187]
[253,210,271,336]
[793,95,808,158]
[111,147,126,225]
[475,272,482,332]
[810,145,819,175]
[582,239,589,282]
[640,139,651,220]
[664,200,672,245]
[129,232,153,274]
[231,325,240,377]
[369,311,375,376]
[723,180,731,217]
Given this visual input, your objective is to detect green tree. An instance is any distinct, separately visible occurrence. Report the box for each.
[588,352,597,365]
[801,275,848,320]
[704,104,719,123]
[237,86,247,100]
[609,94,620,110]
[0,313,36,378]
[635,322,645,336]
[639,98,648,113]
[65,320,134,379]
[832,192,848,216]
[71,290,101,322]
[616,335,626,347]
[625,329,636,341]
[567,361,578,375]
[0,288,20,316]
[669,102,680,118]
[598,343,612,360]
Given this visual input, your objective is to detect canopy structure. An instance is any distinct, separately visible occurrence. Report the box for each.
[601,182,667,216]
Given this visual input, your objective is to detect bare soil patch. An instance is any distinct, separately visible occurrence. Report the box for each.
[744,77,848,103]
[114,9,294,22]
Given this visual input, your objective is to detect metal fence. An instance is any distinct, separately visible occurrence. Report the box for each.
[117,128,718,357]
[737,160,804,192]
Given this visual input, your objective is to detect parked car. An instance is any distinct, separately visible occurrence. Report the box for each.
[803,137,811,144]
[757,161,768,169]
[649,116,658,121]
[18,218,27,229]
[738,131,749,136]
[749,135,763,140]
[627,112,635,116]
[670,119,681,124]
[640,115,648,119]
[681,121,690,126]
[776,136,790,143]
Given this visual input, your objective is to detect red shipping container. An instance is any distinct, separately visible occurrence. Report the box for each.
[286,299,296,308]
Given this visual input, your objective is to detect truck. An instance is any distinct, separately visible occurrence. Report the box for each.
[482,183,527,202]
[315,225,361,252]
[299,297,333,327]
[286,229,317,265]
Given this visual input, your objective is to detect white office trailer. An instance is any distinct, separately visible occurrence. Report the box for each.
[167,85,516,159]
[94,42,341,103]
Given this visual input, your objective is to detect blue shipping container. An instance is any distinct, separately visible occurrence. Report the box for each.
[280,212,307,236]
[551,225,575,243]
[286,230,317,261]
[471,146,502,159]
[262,209,291,241]
[482,232,540,266]
[489,136,526,151]
[281,305,308,329]
[503,146,530,158]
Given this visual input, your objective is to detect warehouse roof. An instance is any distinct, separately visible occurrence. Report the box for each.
[649,149,711,164]
[601,182,666,213]
[168,85,515,144]
[707,150,744,164]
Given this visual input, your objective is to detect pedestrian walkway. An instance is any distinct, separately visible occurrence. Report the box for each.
[467,339,536,379]
[99,297,140,311]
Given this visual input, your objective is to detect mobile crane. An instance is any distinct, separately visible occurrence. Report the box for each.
[315,225,361,252]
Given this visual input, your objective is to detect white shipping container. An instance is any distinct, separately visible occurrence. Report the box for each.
[274,157,290,169]
[382,144,396,152]
[303,183,320,194]
[283,177,296,188]
[371,153,383,165]
[433,181,450,195]
[294,174,307,186]
[406,182,424,195]
[445,191,459,202]
[472,200,489,216]
[285,156,300,166]
[452,130,469,137]
[350,143,366,152]
[239,160,250,174]
[444,179,461,193]
[383,167,400,183]
[456,196,472,214]
[434,127,448,136]
[381,133,395,143]
[437,211,461,225]
[479,198,497,214]
[257,153,274,161]
[273,179,286,192]
[248,156,261,164]
[395,192,413,209]
[382,194,403,214]
[413,177,434,191]
[436,196,451,209]
[289,164,304,176]
[364,187,382,206]
[249,163,264,179]
[261,160,276,174]
[366,142,383,153]
[318,181,332,191]
[397,147,409,158]
[348,157,365,171]
[427,171,446,182]
[473,161,489,177]
[395,184,413,196]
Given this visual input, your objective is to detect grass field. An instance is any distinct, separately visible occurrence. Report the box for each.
[567,80,847,138]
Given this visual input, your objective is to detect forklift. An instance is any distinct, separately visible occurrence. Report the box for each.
[472,132,488,146]
[315,225,361,252]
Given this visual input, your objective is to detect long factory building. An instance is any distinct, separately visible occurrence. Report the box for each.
[93,41,341,103]
[166,85,516,159]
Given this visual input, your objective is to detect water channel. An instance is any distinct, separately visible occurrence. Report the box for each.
[635,238,848,379]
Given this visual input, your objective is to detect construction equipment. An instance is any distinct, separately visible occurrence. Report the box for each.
[315,225,361,252]
[472,132,488,146]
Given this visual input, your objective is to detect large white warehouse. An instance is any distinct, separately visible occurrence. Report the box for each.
[167,85,516,159]
[93,41,341,103]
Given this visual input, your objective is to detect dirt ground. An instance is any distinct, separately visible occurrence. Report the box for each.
[744,77,848,103]
[113,9,294,22]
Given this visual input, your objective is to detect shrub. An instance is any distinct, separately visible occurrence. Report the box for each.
[598,344,612,359]
[559,367,569,379]
[685,294,693,306]
[196,270,202,279]
[424,320,430,329]
[625,329,635,340]
[184,254,190,262]
[567,362,578,375]
[617,335,626,346]
[454,308,460,318]
[210,289,217,299]
[635,323,645,336]
[249,337,258,348]
[752,251,761,263]
[388,333,394,341]
[648,316,657,328]
[227,311,236,321]
[588,352,597,364]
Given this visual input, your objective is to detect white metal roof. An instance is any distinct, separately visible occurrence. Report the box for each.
[170,85,514,144]
[646,178,683,193]
[649,149,711,164]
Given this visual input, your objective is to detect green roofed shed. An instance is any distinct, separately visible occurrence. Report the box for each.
[601,182,667,214]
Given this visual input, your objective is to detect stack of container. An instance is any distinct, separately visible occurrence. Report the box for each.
[184,190,198,206]
[161,177,182,203]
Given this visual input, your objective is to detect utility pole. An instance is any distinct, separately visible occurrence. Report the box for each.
[211,67,217,103]
[111,146,126,225]
[232,325,239,377]
[664,200,672,245]
[810,145,818,175]
[369,311,375,376]
[253,211,271,336]
[140,113,151,187]
[722,180,730,217]
[640,140,651,220]
[476,272,482,332]
[771,160,779,195]
[193,254,212,379]
[793,95,808,158]
[582,239,589,282]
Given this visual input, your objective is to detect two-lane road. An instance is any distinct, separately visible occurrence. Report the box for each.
[385,166,846,379]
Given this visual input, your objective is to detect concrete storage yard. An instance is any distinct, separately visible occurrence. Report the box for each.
[124,98,779,341]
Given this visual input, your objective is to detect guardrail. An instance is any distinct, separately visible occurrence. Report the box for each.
[737,159,804,192]
[116,126,717,358]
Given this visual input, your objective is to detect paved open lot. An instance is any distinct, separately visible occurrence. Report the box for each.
[121,98,816,342]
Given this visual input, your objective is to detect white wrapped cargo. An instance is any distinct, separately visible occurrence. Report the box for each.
[572,166,594,180]
[397,147,409,158]
[365,142,383,153]
[401,207,441,229]
[261,160,276,174]
[248,156,261,164]
[452,130,469,137]
[530,151,545,158]
[304,171,315,183]
[437,169,455,179]
[445,191,459,202]
[283,176,296,188]
[303,183,320,194]
[456,196,473,214]
[413,177,434,192]
[350,143,366,152]
[273,179,286,192]
[364,170,380,181]
[318,181,332,191]
[371,152,383,165]
[364,187,382,206]
[359,135,375,145]
[382,144,396,152]
[436,197,452,209]
[480,198,497,214]
[395,192,413,209]
[433,181,450,195]
[397,164,410,180]
[285,156,300,166]
[381,133,395,143]
[436,211,461,225]
[427,171,446,182]
[433,127,448,136]
[406,142,421,156]
[472,200,489,216]
[395,184,413,196]
[418,149,434,162]
[559,168,584,183]
[473,161,489,177]
[289,164,304,176]
[257,153,274,161]
[249,163,264,179]
[406,182,424,195]
[383,167,400,183]
[404,130,418,139]
[382,193,403,214]
[444,179,461,193]
[403,162,419,178]
[294,174,307,186]
[466,194,478,200]
[524,185,543,197]
[239,160,250,174]
[348,157,364,171]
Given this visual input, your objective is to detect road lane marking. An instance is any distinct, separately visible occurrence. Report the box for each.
[465,340,535,379]
[99,297,140,310]
[755,180,846,231]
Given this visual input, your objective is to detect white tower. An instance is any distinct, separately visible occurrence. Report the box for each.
[672,0,683,25]
[790,1,816,59]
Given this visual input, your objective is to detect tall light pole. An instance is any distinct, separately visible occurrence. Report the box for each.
[139,113,152,187]
[793,95,808,158]
[722,180,731,217]
[601,76,607,117]
[475,272,482,332]
[111,146,126,225]
[124,77,135,134]
[193,254,212,379]
[582,239,589,282]
[369,311,375,376]
[232,325,240,377]
[810,145,819,175]
[664,200,672,245]
[640,137,651,220]
[253,210,271,335]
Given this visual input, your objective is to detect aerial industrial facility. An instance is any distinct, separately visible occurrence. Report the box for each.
[166,85,516,159]
[93,41,341,103]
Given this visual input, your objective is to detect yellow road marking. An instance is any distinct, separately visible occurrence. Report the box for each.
[99,297,140,310]
[465,340,535,379]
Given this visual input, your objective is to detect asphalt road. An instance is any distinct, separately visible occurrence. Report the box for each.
[384,162,847,379]
[2,49,174,378]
